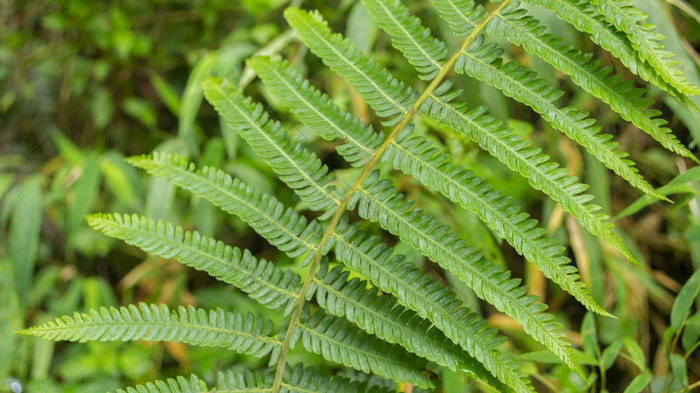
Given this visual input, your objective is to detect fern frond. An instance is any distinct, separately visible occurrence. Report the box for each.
[591,0,700,96]
[88,211,506,388]
[87,213,300,315]
[213,364,396,393]
[112,375,207,393]
[284,7,415,125]
[356,0,637,262]
[433,0,697,162]
[293,311,435,389]
[278,11,608,312]
[128,151,522,390]
[201,78,339,215]
[351,174,583,378]
[127,153,322,266]
[90,211,502,386]
[19,303,281,358]
[492,3,697,162]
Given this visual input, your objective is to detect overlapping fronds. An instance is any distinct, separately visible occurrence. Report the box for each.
[522,0,679,98]
[125,152,521,391]
[281,10,608,309]
[590,0,700,96]
[19,303,280,358]
[454,36,658,198]
[432,0,697,162]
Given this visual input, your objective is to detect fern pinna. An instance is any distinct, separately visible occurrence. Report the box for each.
[20,1,698,392]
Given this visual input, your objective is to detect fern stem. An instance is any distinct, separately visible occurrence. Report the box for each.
[269,2,511,391]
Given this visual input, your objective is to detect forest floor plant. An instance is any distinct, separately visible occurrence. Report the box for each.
[18,0,700,392]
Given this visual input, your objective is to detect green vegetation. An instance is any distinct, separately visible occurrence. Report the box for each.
[3,0,700,392]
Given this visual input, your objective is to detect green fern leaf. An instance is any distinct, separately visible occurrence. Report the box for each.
[294,311,435,389]
[127,153,323,266]
[277,11,609,312]
[111,375,207,393]
[357,0,639,263]
[87,213,300,315]
[201,78,339,215]
[591,0,700,96]
[351,174,583,378]
[19,303,281,358]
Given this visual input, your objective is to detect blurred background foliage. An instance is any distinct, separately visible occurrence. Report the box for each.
[2,0,700,392]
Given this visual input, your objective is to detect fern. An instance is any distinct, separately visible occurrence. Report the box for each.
[522,0,679,98]
[21,0,699,392]
[293,311,434,389]
[276,11,609,309]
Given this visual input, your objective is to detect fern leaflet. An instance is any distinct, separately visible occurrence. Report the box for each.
[19,303,281,358]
